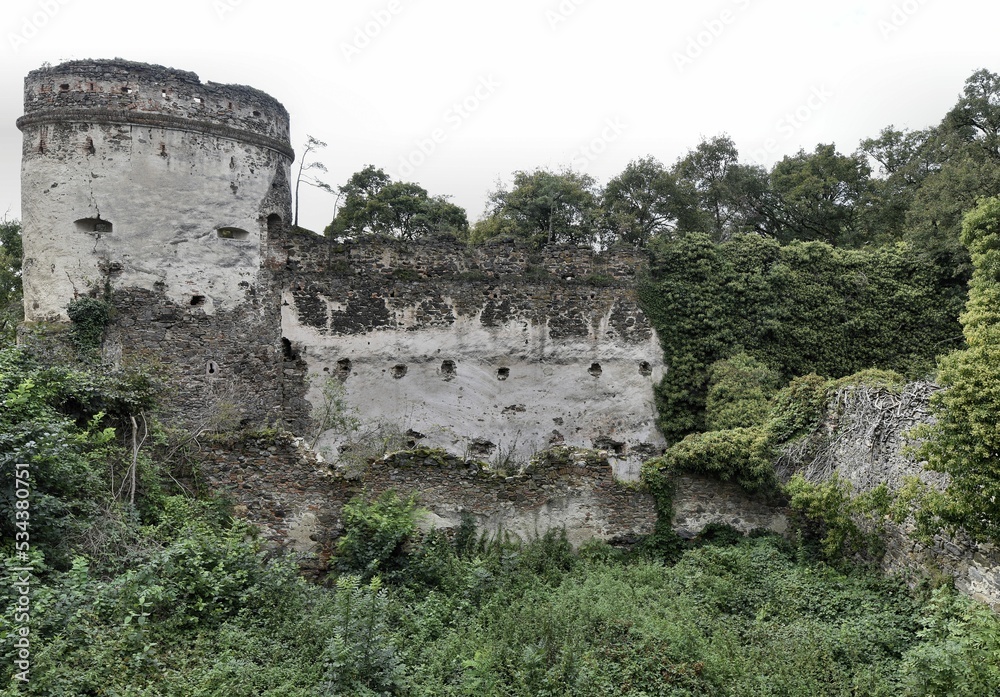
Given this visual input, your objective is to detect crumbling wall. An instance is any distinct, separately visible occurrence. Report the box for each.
[275,232,667,479]
[672,474,788,538]
[783,382,1000,611]
[197,434,656,573]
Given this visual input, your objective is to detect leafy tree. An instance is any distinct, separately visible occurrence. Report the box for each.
[672,134,748,240]
[600,157,700,247]
[326,166,468,239]
[766,144,873,246]
[920,196,1000,544]
[944,68,1000,162]
[0,218,22,344]
[858,126,936,242]
[293,135,334,228]
[475,168,600,246]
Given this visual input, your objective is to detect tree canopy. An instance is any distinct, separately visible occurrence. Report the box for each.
[326,166,468,239]
[472,169,600,246]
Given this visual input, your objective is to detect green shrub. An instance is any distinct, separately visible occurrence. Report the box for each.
[334,491,420,578]
[785,474,892,563]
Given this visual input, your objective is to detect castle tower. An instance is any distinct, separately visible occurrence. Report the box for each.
[17,59,294,424]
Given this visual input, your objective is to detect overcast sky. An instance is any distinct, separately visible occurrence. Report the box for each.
[2,0,998,233]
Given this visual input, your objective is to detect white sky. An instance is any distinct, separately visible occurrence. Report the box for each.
[1,0,998,233]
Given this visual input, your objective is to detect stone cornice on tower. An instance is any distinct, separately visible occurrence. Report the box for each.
[17,58,293,160]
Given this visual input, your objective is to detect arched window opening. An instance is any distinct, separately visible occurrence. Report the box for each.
[266,214,282,234]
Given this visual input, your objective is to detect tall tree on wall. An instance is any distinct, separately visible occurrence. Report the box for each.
[294,135,334,228]
[600,157,701,248]
[473,169,600,246]
[326,166,468,239]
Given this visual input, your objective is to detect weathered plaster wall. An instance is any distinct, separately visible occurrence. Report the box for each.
[782,383,1000,611]
[276,232,667,479]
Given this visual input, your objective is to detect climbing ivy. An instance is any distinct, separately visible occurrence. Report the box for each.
[639,233,964,443]
[66,297,113,354]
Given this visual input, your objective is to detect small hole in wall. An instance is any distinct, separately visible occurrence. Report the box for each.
[441,359,456,379]
[497,367,510,381]
[59,83,70,91]
[217,227,250,240]
[281,337,296,360]
[252,110,261,117]
[337,358,352,375]
[206,361,219,375]
[190,295,206,307]
[74,217,113,233]
[589,362,603,377]
[639,361,652,376]
[391,364,407,379]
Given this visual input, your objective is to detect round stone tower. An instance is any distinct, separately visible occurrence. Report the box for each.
[17,59,295,426]
[17,59,293,320]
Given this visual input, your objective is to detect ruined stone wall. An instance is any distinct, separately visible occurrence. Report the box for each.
[275,231,667,479]
[783,383,1000,611]
[672,474,788,539]
[197,434,656,573]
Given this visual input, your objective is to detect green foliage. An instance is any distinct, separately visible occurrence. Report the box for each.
[640,232,962,443]
[705,351,781,430]
[0,348,157,566]
[899,587,1000,696]
[66,296,112,354]
[600,156,700,247]
[334,491,421,578]
[327,165,468,239]
[319,575,404,696]
[0,218,22,345]
[643,373,834,508]
[785,474,892,563]
[767,143,873,246]
[474,168,600,246]
[650,427,776,493]
[920,196,1000,543]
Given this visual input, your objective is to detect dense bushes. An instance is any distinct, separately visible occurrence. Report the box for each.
[639,233,964,443]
